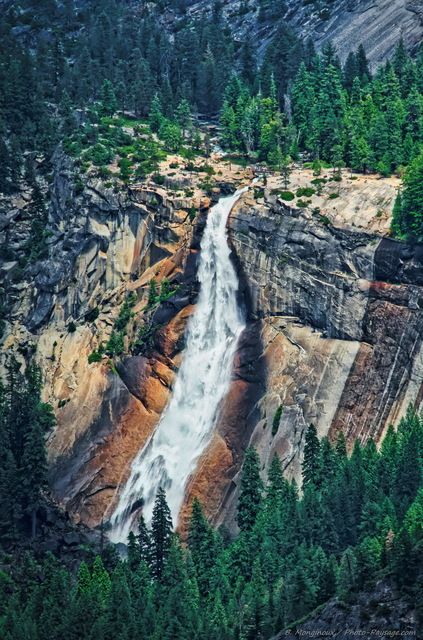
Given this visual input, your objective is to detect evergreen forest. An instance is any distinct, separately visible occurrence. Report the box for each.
[1,2,423,637]
[1,401,423,637]
[3,0,423,238]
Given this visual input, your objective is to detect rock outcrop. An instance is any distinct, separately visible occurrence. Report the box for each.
[0,151,206,526]
[206,181,423,526]
[273,579,420,638]
[285,0,423,66]
[187,0,423,66]
[3,151,423,535]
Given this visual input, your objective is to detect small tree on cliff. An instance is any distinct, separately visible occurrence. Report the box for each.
[236,446,263,532]
[148,279,157,306]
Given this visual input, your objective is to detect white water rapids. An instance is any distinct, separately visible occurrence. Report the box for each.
[109,185,249,542]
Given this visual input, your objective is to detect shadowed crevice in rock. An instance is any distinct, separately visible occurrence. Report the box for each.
[374,237,423,287]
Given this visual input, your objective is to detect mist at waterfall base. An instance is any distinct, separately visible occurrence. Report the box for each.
[109,186,249,542]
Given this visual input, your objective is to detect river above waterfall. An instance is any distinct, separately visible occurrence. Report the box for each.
[108,186,248,542]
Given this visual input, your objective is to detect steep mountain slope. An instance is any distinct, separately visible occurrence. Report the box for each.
[3,150,422,535]
[285,0,423,65]
[187,0,423,65]
[2,0,423,538]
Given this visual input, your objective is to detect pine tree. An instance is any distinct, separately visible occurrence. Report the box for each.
[335,431,347,464]
[100,79,117,117]
[302,424,321,489]
[266,454,284,508]
[151,487,173,579]
[137,514,152,563]
[127,531,141,571]
[391,151,423,238]
[104,565,133,640]
[241,558,269,640]
[91,555,111,607]
[392,430,422,518]
[187,497,216,596]
[175,99,191,139]
[393,38,409,80]
[237,446,264,532]
[149,94,163,134]
[21,420,48,538]
[356,44,371,82]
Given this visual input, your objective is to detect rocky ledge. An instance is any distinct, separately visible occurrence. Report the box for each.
[204,185,423,526]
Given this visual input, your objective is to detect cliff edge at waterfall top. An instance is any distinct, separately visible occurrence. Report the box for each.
[0,0,422,637]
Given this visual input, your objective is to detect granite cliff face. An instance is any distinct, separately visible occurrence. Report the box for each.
[3,154,423,533]
[187,0,423,65]
[0,151,206,526]
[285,0,423,65]
[211,180,423,525]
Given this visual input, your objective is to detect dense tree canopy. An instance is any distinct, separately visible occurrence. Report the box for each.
[0,361,55,540]
[1,403,423,637]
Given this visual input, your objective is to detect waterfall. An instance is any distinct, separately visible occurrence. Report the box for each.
[108,185,249,542]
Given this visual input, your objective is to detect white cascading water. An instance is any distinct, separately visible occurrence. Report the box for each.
[109,185,249,542]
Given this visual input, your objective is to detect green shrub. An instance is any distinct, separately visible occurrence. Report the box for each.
[160,279,170,301]
[320,216,331,226]
[97,165,111,178]
[152,173,165,185]
[296,187,315,198]
[83,143,114,165]
[329,193,340,199]
[200,164,216,176]
[67,322,77,333]
[272,405,283,436]
[118,157,133,182]
[106,330,125,356]
[88,352,103,364]
[279,191,295,201]
[74,180,84,195]
[297,199,308,208]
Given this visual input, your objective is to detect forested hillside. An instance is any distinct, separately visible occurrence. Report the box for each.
[1,407,422,637]
[3,0,423,242]
[1,1,423,637]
